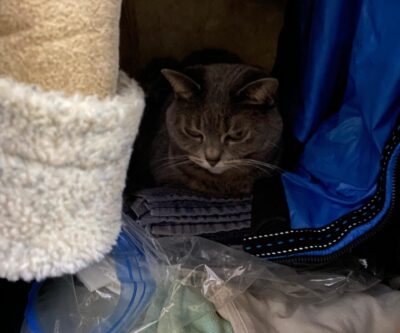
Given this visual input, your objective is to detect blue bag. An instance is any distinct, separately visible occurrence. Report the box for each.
[244,0,400,263]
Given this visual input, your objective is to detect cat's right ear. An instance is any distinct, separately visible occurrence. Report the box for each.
[161,69,201,100]
[236,77,279,106]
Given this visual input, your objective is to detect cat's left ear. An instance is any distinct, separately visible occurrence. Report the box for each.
[236,78,279,106]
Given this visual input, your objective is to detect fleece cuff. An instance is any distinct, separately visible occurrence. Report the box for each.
[0,72,144,281]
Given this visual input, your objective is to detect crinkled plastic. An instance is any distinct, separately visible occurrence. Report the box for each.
[21,223,156,333]
[125,214,391,332]
[22,214,400,333]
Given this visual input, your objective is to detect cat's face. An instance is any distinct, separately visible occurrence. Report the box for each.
[162,64,282,175]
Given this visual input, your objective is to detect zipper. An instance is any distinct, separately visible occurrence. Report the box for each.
[274,154,400,266]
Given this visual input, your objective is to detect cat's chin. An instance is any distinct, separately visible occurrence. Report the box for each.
[202,164,232,175]
[189,156,232,174]
[205,167,227,175]
[189,156,236,175]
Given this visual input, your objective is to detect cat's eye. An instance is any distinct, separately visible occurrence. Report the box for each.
[184,128,204,142]
[224,131,247,143]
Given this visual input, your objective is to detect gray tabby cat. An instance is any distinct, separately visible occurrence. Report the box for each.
[150,64,283,197]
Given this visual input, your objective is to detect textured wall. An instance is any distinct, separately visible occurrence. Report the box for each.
[121,0,287,74]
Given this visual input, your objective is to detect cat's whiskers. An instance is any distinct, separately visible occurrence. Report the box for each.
[228,164,246,173]
[156,155,191,167]
[225,159,283,174]
[239,163,273,175]
[188,156,203,163]
[267,123,283,131]
[153,154,207,171]
[244,159,283,171]
[153,155,189,163]
[264,139,283,149]
[154,159,193,171]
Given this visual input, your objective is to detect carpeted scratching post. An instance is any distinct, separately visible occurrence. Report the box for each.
[0,0,145,281]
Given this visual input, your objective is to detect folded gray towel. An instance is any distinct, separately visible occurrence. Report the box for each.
[135,212,251,225]
[151,221,250,236]
[129,187,252,236]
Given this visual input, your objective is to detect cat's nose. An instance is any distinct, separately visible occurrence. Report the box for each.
[206,157,220,167]
[205,147,221,167]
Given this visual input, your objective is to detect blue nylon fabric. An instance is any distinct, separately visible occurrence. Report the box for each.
[268,141,400,261]
[282,0,400,229]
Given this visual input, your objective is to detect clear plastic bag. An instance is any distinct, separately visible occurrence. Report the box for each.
[21,223,156,333]
[22,213,400,333]
[125,214,399,333]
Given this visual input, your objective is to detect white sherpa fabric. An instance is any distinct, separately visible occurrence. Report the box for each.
[0,72,145,281]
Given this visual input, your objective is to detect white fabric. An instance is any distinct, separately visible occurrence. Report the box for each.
[214,284,400,333]
[0,73,144,281]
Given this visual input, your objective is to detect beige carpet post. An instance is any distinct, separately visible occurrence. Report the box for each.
[0,0,122,97]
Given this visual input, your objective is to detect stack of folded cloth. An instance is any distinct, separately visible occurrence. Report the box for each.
[125,187,252,246]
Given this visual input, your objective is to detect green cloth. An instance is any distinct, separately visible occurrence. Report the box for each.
[141,281,233,333]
